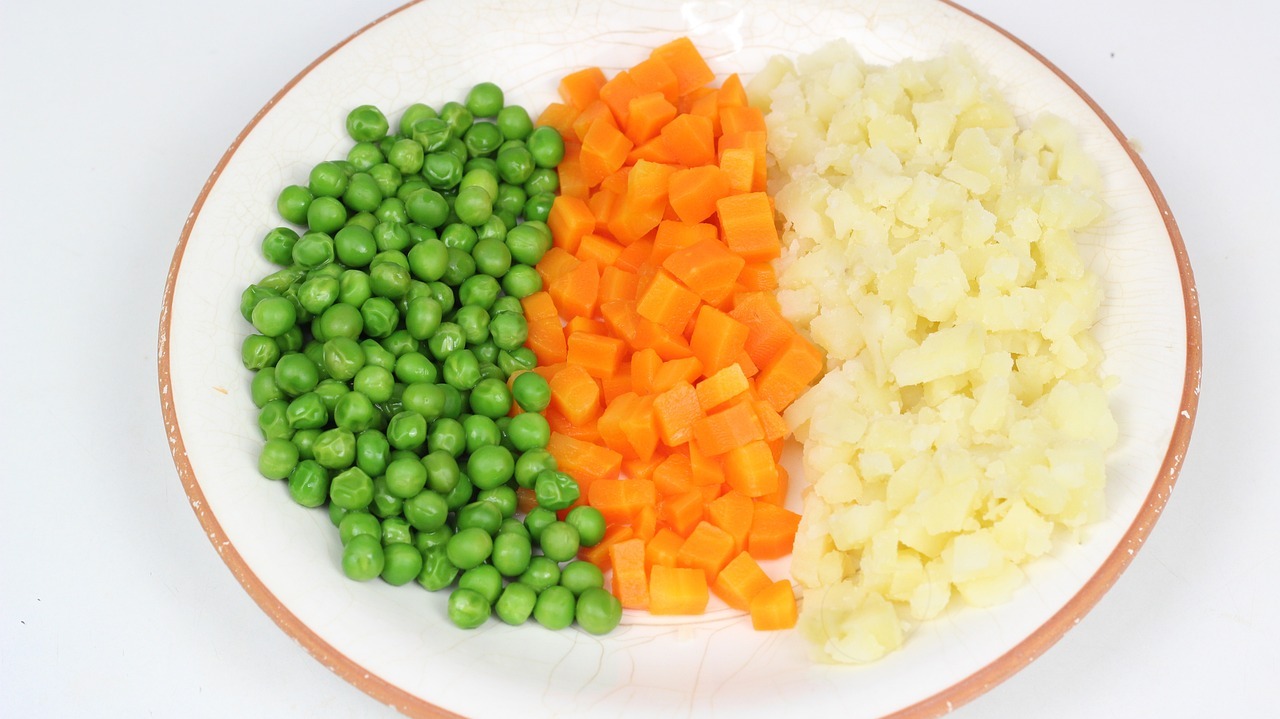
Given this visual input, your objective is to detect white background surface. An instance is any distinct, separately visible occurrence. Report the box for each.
[1,1,1275,717]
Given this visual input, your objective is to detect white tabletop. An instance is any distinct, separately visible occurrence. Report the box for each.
[2,0,1276,716]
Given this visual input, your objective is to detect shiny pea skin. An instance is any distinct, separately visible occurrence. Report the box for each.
[417,546,459,591]
[533,585,575,630]
[381,542,424,586]
[341,534,384,581]
[329,466,374,510]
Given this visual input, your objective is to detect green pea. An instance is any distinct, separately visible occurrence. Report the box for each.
[494,183,527,217]
[415,524,454,555]
[403,489,449,532]
[251,296,296,338]
[331,391,372,432]
[463,122,503,157]
[495,581,536,625]
[453,306,490,345]
[456,501,503,536]
[398,103,437,136]
[423,449,460,494]
[575,587,623,635]
[539,521,581,564]
[506,413,550,453]
[510,372,551,415]
[401,382,446,421]
[439,101,474,137]
[381,516,415,545]
[477,213,509,242]
[369,163,403,198]
[417,546,459,591]
[339,510,381,545]
[258,438,299,480]
[301,342,329,380]
[383,456,426,498]
[527,126,566,168]
[459,565,503,605]
[448,587,490,629]
[359,340,396,371]
[513,449,556,491]
[491,532,532,578]
[534,585,575,630]
[394,352,437,385]
[307,197,347,235]
[346,104,389,142]
[355,429,390,476]
[342,534,385,581]
[499,517,529,538]
[427,322,465,360]
[535,471,581,513]
[274,325,305,353]
[468,377,512,419]
[488,312,527,352]
[369,263,411,302]
[242,334,281,370]
[286,460,330,507]
[479,487,518,521]
[427,281,455,314]
[490,295,522,318]
[348,143,384,172]
[523,506,557,544]
[560,560,605,596]
[472,238,511,278]
[285,392,328,430]
[292,428,321,460]
[466,445,515,491]
[386,410,427,451]
[443,471,474,511]
[311,428,356,470]
[504,223,551,266]
[291,232,334,270]
[429,417,466,458]
[458,416,496,455]
[458,274,500,309]
[329,466,373,510]
[277,184,313,225]
[446,527,493,570]
[379,542,423,586]
[343,172,383,213]
[495,105,532,141]
[251,368,284,408]
[471,340,500,365]
[519,555,561,594]
[372,222,410,255]
[500,265,541,299]
[453,186,492,227]
[496,145,535,185]
[323,300,365,340]
[319,337,362,381]
[441,222,479,252]
[423,152,464,191]
[369,475,403,518]
[519,190,555,221]
[261,227,300,265]
[442,349,481,390]
[524,168,559,196]
[405,188,449,229]
[387,137,424,175]
[273,353,319,396]
[462,82,502,118]
[257,266,305,292]
[410,117,451,152]
[298,276,340,315]
[568,505,609,547]
[441,247,477,286]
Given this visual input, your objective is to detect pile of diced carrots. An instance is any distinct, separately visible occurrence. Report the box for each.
[525,37,825,631]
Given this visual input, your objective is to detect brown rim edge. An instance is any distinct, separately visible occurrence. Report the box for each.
[156,2,1202,718]
[157,1,459,717]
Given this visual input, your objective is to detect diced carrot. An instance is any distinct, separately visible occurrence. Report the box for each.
[601,371,634,404]
[648,565,709,615]
[718,146,755,195]
[566,331,626,380]
[536,102,579,139]
[695,364,750,412]
[618,393,659,462]
[652,381,703,447]
[750,580,797,630]
[706,489,754,553]
[580,524,634,571]
[629,56,680,103]
[661,237,746,307]
[689,305,749,375]
[598,265,639,303]
[635,269,700,335]
[573,100,618,144]
[536,247,580,287]
[522,292,568,364]
[659,489,705,536]
[755,332,825,413]
[746,501,801,559]
[650,356,703,394]
[720,105,767,135]
[716,192,780,264]
[712,551,772,612]
[650,37,715,96]
[580,118,633,188]
[757,463,790,507]
[599,166,631,195]
[650,221,717,267]
[598,70,643,126]
[717,73,748,109]
[547,195,596,254]
[729,292,795,369]
[717,131,767,192]
[547,257,600,320]
[646,528,684,570]
[545,407,601,445]
[691,399,764,456]
[549,365,603,429]
[559,66,608,110]
[652,452,693,496]
[557,144,589,199]
[549,430,623,485]
[628,134,678,165]
[660,114,715,167]
[723,440,779,498]
[588,478,657,524]
[614,237,654,272]
[565,316,607,338]
[599,299,641,347]
[676,521,736,582]
[688,438,725,487]
[735,350,759,379]
[753,400,789,442]
[609,537,650,609]
[668,166,731,224]
[608,160,676,245]
[634,504,658,541]
[623,450,667,481]
[736,262,778,292]
[624,92,678,145]
[628,347,662,396]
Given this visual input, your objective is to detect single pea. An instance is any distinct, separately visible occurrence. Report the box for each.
[369,263,411,301]
[534,471,581,513]
[398,102,437,136]
[500,265,541,299]
[410,116,451,152]
[510,371,551,413]
[539,521,581,564]
[462,415,501,454]
[406,238,448,283]
[514,449,557,490]
[458,274,500,309]
[534,585,575,630]
[447,587,490,629]
[368,163,403,198]
[274,325,305,353]
[378,542,423,586]
[422,152,464,191]
[438,101,474,137]
[403,489,448,532]
[387,137,424,175]
[261,227,299,265]
[472,238,511,278]
[338,510,381,545]
[560,560,605,596]
[524,191,556,222]
[381,516,415,545]
[442,348,481,390]
[257,438,299,480]
[370,223,409,256]
[456,501,503,535]
[466,444,515,490]
[567,506,608,548]
[276,184,313,225]
[453,186,493,227]
[523,506,557,544]
[471,341,500,366]
[332,391,374,432]
[346,211,379,234]
[273,353,319,396]
[298,276,340,315]
[319,337,362,381]
[359,340,396,371]
[312,428,356,470]
[353,365,395,403]
[441,137,469,166]
[417,546,459,591]
[491,532,532,577]
[519,555,561,594]
[495,145,535,185]
[524,167,559,196]
[440,223,478,254]
[429,416,467,458]
[342,534,385,581]
[425,323,464,363]
[503,223,551,266]
[343,172,383,214]
[292,428,321,460]
[463,122,503,157]
[478,486,518,519]
[394,352,437,385]
[488,313,527,352]
[253,267,303,293]
[469,378,512,419]
[242,334,281,370]
[506,413,550,453]
[355,429,391,477]
[347,142,384,172]
[369,476,404,518]
[346,105,389,142]
[498,516,530,537]
[446,527,493,570]
[438,384,464,419]
[477,213,509,242]
[404,188,449,229]
[386,410,428,451]
[426,281,455,314]
[285,392,329,430]
[251,368,283,408]
[292,232,335,270]
[443,471,474,511]
[307,196,347,235]
[329,466,373,510]
[575,587,622,635]
[459,564,504,605]
[250,296,296,338]
[495,581,536,625]
[465,82,504,118]
[440,247,476,287]
[381,456,425,499]
[300,342,329,381]
[422,449,460,495]
[310,379,347,415]
[402,382,446,421]
[493,183,527,217]
[286,460,330,508]
[478,362,506,383]
[527,126,566,168]
[495,105,532,141]
[415,524,454,555]
[453,306,490,345]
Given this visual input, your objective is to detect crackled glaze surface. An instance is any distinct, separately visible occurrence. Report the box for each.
[159,1,1198,717]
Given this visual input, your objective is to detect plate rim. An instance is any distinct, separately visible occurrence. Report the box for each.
[156,1,1202,717]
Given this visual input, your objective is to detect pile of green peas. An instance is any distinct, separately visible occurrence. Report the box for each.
[239,83,622,635]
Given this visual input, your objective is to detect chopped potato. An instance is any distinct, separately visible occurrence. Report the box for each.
[754,43,1116,663]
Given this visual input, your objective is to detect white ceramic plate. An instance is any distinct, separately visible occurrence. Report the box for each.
[159,1,1199,716]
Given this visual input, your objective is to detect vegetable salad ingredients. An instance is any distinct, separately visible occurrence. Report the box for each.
[530,37,817,627]
[238,85,620,637]
[752,42,1117,661]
